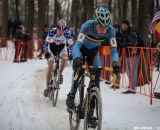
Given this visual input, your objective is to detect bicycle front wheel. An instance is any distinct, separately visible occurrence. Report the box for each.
[52,76,59,107]
[52,79,59,107]
[84,87,102,130]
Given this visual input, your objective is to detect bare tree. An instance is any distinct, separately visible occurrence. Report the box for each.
[15,0,19,20]
[82,0,94,23]
[131,0,138,28]
[54,0,61,25]
[87,0,95,19]
[25,0,34,36]
[1,0,8,37]
[113,0,119,23]
[108,0,113,13]
[137,0,151,43]
[38,0,46,38]
[66,0,70,24]
[82,0,87,23]
[156,0,159,9]
[122,0,129,20]
[118,0,122,21]
[71,0,81,33]
[46,0,49,25]
[150,0,155,19]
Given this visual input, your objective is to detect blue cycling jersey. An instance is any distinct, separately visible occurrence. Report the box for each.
[72,20,118,62]
[43,28,72,53]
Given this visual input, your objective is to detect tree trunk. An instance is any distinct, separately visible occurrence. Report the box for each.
[87,0,95,19]
[118,0,122,22]
[38,0,46,39]
[25,0,34,36]
[46,0,49,25]
[150,0,155,19]
[113,0,118,23]
[108,0,112,13]
[15,0,19,20]
[82,0,95,23]
[137,0,152,84]
[54,0,61,25]
[71,0,75,26]
[71,0,81,34]
[131,0,138,29]
[66,1,70,24]
[1,0,8,37]
[137,0,151,43]
[122,0,129,20]
[156,0,159,9]
[82,0,87,23]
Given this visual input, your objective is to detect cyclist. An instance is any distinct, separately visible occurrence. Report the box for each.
[43,19,72,97]
[66,7,120,117]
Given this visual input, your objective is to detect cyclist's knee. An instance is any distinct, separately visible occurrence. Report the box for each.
[62,58,67,63]
[72,57,83,71]
[48,59,54,65]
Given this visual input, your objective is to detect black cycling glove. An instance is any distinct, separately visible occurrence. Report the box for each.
[112,61,120,75]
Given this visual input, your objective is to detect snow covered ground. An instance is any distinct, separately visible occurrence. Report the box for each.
[0,60,160,130]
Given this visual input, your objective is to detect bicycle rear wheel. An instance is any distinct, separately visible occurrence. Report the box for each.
[84,87,102,130]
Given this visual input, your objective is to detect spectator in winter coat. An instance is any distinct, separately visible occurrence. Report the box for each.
[13,26,24,62]
[156,41,160,71]
[22,31,31,61]
[118,20,138,94]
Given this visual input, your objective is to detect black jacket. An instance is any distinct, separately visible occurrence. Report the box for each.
[117,28,138,57]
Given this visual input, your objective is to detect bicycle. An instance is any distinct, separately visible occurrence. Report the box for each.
[68,65,117,130]
[48,54,61,107]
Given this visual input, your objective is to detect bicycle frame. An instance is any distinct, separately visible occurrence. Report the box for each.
[69,65,117,130]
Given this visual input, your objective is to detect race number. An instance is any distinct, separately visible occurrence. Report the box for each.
[46,36,53,43]
[110,37,117,47]
[77,33,85,43]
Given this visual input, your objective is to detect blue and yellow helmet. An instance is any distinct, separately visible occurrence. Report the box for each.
[94,7,111,27]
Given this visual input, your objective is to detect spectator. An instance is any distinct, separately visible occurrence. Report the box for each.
[7,18,13,38]
[13,26,24,62]
[118,20,138,94]
[156,41,160,71]
[12,19,21,38]
[22,30,31,61]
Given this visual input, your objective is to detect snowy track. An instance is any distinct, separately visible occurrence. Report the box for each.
[0,60,160,130]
